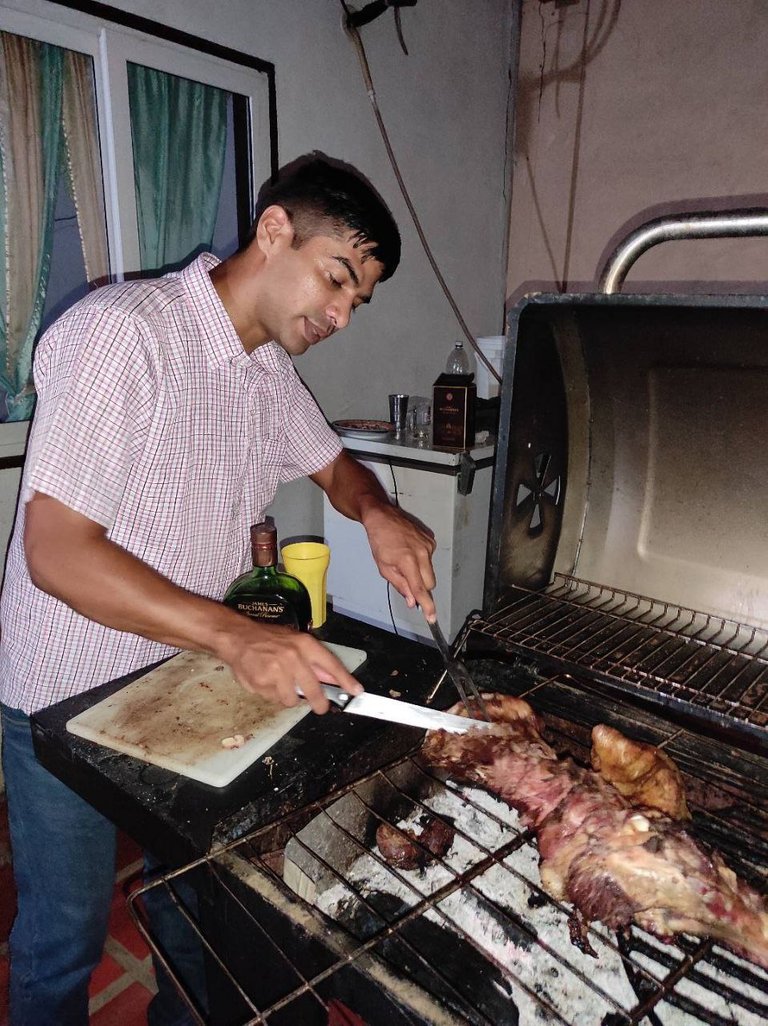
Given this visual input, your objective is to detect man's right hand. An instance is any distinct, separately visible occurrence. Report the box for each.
[215,620,363,714]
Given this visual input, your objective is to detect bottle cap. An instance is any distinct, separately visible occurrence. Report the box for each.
[250,517,277,567]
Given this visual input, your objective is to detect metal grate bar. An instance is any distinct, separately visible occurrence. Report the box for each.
[377,763,656,1011]
[476,574,768,736]
[295,765,643,1021]
[284,828,504,1025]
[622,937,715,1025]
[320,768,599,1021]
[131,739,768,1026]
[128,861,332,1025]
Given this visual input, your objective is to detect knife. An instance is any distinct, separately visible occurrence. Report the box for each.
[425,617,490,720]
[312,685,495,734]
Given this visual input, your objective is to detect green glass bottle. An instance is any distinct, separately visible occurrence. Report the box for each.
[224,518,312,631]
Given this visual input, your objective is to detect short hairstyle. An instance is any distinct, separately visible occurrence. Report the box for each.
[251,152,401,281]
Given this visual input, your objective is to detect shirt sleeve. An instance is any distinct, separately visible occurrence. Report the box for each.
[277,367,343,484]
[23,299,157,528]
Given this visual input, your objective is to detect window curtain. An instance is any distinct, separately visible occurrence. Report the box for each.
[0,33,64,422]
[0,35,108,422]
[61,51,109,288]
[127,64,227,273]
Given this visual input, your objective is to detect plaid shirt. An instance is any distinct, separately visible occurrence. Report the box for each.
[0,254,342,713]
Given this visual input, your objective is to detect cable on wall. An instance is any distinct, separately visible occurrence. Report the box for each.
[338,0,502,384]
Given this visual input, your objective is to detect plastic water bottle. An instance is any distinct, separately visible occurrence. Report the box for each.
[445,342,473,375]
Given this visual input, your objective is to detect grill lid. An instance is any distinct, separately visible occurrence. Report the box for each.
[482,293,768,748]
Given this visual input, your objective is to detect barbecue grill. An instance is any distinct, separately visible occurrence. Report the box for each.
[36,213,768,1025]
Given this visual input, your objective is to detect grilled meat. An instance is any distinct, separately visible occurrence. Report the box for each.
[590,723,689,819]
[420,694,768,969]
[376,815,455,871]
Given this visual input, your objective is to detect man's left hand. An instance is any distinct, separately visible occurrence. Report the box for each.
[312,450,438,619]
[361,503,437,620]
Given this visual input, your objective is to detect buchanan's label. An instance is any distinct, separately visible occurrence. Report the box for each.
[233,598,299,628]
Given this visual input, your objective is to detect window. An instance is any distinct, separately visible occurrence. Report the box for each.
[0,0,275,428]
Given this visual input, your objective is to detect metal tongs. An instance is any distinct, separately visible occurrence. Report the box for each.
[426,614,490,721]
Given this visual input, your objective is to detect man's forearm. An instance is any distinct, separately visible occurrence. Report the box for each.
[312,450,391,523]
[23,491,368,711]
[312,451,437,615]
[24,492,246,659]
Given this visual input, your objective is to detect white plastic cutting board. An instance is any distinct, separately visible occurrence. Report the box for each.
[65,643,367,788]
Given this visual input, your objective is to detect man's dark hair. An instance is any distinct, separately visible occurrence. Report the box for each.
[251,153,401,281]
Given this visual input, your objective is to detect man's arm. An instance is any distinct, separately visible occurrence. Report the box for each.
[23,492,362,713]
[311,450,437,620]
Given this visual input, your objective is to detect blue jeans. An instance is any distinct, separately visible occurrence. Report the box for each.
[1,704,205,1026]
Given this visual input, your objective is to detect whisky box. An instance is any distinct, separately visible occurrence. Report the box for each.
[432,373,476,448]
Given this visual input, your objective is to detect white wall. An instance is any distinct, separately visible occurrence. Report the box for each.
[507,0,768,301]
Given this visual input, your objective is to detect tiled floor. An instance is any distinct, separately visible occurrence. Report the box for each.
[0,796,365,1025]
[0,793,157,1024]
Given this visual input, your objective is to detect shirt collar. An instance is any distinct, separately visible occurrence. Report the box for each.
[178,253,293,375]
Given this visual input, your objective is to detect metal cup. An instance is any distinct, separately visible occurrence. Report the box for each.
[388,393,409,436]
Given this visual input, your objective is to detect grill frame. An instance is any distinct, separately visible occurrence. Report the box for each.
[132,283,768,1024]
[129,659,768,1026]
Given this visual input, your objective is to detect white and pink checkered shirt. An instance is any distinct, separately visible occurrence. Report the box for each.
[0,253,342,713]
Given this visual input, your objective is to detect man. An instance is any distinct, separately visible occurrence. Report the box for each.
[0,153,436,1025]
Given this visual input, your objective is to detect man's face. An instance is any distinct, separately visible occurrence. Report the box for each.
[257,228,385,357]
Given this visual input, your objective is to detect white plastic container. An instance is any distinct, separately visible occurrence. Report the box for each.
[475,335,505,399]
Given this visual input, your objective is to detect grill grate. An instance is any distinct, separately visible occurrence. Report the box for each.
[472,573,768,745]
[129,730,768,1026]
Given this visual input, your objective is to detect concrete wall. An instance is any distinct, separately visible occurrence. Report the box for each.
[507,0,768,301]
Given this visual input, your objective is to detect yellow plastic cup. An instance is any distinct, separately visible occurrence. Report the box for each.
[281,542,331,628]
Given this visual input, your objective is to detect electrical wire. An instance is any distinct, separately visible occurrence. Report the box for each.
[338,0,502,384]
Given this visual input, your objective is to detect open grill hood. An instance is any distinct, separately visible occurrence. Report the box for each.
[480,293,768,752]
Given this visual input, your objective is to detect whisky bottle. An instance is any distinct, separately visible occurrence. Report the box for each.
[224,518,312,630]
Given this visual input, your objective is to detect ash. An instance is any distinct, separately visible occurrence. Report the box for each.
[312,781,766,1026]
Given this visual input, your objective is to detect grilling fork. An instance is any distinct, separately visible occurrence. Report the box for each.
[425,615,490,721]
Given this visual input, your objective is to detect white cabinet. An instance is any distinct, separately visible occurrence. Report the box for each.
[323,436,495,643]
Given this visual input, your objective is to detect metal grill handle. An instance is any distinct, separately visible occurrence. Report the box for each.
[599,208,768,294]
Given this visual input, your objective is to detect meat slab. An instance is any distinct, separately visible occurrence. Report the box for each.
[376,815,455,871]
[420,694,768,969]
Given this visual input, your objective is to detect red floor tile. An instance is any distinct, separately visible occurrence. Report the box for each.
[116,829,143,873]
[0,956,8,1024]
[0,806,10,856]
[107,889,151,961]
[89,980,153,1026]
[89,951,126,998]
[0,795,153,1024]
[0,863,15,943]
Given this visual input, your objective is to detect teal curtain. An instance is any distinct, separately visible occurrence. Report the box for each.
[0,37,65,421]
[127,64,228,273]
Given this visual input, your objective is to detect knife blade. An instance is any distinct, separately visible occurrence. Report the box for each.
[315,685,495,734]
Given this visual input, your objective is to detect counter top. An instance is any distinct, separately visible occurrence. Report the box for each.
[338,432,495,467]
[30,613,444,866]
